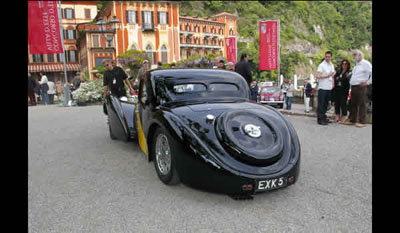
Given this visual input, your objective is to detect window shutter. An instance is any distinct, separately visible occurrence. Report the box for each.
[125,10,129,24]
[166,12,169,25]
[141,11,144,26]
[63,9,66,19]
[73,30,76,39]
[135,11,138,24]
[151,11,154,28]
[72,9,75,19]
[157,12,160,24]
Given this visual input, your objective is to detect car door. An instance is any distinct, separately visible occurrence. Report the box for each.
[106,95,130,141]
[136,73,150,155]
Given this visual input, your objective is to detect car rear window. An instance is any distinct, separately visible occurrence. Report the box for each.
[209,83,238,92]
[261,87,280,93]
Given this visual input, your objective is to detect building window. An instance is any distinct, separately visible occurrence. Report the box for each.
[161,45,168,64]
[203,26,207,33]
[85,9,91,19]
[64,8,74,19]
[158,12,167,25]
[126,10,136,24]
[146,44,156,64]
[186,24,190,31]
[142,11,153,29]
[186,37,191,44]
[229,28,233,35]
[47,54,54,63]
[131,44,136,50]
[57,53,65,63]
[95,57,111,67]
[32,54,43,63]
[220,28,223,35]
[92,35,99,47]
[65,29,76,40]
[67,51,77,62]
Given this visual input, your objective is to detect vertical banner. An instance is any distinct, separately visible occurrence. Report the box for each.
[259,20,278,70]
[225,37,237,65]
[28,1,63,54]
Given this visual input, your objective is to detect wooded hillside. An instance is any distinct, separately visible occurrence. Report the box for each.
[180,1,372,81]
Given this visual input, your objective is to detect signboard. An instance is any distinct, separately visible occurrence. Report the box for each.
[225,37,237,66]
[28,1,63,54]
[259,20,278,70]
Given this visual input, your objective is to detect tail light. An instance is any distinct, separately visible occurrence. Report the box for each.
[242,184,253,191]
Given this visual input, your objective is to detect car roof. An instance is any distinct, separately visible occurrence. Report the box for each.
[150,68,247,85]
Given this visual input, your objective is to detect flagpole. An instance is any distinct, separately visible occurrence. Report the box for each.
[57,0,71,107]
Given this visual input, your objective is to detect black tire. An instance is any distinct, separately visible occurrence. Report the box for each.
[151,127,180,185]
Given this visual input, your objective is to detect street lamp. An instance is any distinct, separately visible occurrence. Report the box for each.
[96,16,120,49]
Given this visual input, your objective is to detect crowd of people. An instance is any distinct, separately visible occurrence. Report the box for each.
[315,50,372,127]
[29,50,371,128]
[28,72,64,106]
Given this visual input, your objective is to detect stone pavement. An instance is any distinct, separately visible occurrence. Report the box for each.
[277,103,372,124]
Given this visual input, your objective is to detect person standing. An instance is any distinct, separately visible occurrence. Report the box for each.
[333,59,352,123]
[281,80,287,105]
[217,60,225,69]
[225,62,234,71]
[39,73,50,105]
[316,51,335,125]
[286,80,294,110]
[103,59,134,98]
[250,80,259,102]
[56,81,63,102]
[304,79,312,113]
[47,79,56,104]
[343,50,372,128]
[137,60,150,83]
[235,53,253,87]
[72,72,81,92]
[28,73,37,106]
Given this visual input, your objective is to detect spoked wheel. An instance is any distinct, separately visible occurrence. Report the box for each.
[152,127,180,185]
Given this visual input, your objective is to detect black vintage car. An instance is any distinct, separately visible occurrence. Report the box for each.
[104,69,300,197]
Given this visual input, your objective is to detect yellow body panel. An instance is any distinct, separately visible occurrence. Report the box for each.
[135,104,148,155]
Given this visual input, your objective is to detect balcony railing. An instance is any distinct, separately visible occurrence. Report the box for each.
[180,42,222,49]
[142,23,155,31]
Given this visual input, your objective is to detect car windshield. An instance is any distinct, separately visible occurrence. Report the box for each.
[161,81,246,104]
[261,87,280,94]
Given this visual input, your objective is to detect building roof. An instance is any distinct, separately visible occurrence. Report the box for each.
[211,12,237,18]
[179,16,225,25]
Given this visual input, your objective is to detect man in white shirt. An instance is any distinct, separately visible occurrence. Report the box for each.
[344,50,372,127]
[316,51,335,125]
[47,80,57,104]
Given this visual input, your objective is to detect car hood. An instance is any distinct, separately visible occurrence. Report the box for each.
[169,102,299,177]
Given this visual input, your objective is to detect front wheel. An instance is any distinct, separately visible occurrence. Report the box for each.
[152,127,180,185]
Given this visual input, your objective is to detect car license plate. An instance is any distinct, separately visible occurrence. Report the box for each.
[270,98,275,102]
[256,176,287,192]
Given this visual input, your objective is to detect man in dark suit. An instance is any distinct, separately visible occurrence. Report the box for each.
[234,53,253,87]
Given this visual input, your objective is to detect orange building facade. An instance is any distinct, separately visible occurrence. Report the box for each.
[78,1,181,79]
[179,12,237,60]
[28,1,98,82]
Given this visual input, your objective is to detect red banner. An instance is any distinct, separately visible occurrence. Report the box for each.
[225,37,237,66]
[28,1,63,54]
[259,21,278,70]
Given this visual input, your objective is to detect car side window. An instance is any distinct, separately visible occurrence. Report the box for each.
[139,74,147,105]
